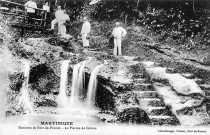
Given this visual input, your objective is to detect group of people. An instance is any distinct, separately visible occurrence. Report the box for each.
[46,4,127,56]
[24,0,127,56]
[24,0,70,36]
[24,0,51,25]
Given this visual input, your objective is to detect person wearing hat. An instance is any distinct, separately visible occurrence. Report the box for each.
[111,22,127,56]
[81,16,91,48]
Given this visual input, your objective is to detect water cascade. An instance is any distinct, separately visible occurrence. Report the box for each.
[86,64,104,108]
[77,57,92,99]
[57,60,70,108]
[18,61,34,114]
[70,62,82,105]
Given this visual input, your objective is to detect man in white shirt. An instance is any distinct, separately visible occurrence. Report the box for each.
[42,2,50,13]
[81,16,91,48]
[24,0,37,24]
[111,22,127,56]
[60,10,70,36]
[51,6,64,34]
[42,1,50,27]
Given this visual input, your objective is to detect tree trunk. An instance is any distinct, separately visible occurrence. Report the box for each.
[125,14,128,26]
[136,0,140,9]
[193,0,195,14]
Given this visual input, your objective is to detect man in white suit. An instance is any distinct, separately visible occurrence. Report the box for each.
[81,16,91,48]
[111,22,127,56]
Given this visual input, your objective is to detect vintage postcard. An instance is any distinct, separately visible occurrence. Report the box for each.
[0,0,210,134]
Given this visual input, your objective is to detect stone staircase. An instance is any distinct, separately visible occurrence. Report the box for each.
[169,69,210,117]
[85,54,209,125]
[131,79,180,125]
[116,59,209,125]
[142,60,210,126]
[113,60,180,125]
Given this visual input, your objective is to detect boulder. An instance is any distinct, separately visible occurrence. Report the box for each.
[145,65,210,126]
[165,74,205,96]
[117,107,151,124]
[154,83,210,126]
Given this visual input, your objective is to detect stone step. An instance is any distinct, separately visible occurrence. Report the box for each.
[132,74,145,78]
[142,61,155,68]
[133,78,150,84]
[145,107,173,116]
[190,78,205,85]
[133,91,159,98]
[116,104,140,112]
[133,78,146,83]
[165,68,177,74]
[181,73,195,79]
[140,98,165,107]
[199,84,210,90]
[127,61,140,66]
[132,83,154,91]
[123,56,138,61]
[204,90,210,96]
[149,116,179,125]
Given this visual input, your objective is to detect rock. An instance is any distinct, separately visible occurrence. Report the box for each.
[146,67,167,79]
[202,50,210,65]
[154,83,210,126]
[8,72,24,91]
[0,37,3,44]
[30,64,60,94]
[145,64,210,126]
[146,66,205,96]
[117,107,151,124]
[165,74,205,96]
[61,34,73,40]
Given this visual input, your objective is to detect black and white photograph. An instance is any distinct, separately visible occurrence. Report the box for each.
[0,0,210,134]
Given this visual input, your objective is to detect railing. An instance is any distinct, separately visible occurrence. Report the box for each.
[0,0,48,28]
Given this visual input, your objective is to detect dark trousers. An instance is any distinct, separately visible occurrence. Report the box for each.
[41,12,50,27]
[27,12,35,24]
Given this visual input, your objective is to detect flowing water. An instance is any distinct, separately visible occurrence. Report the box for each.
[86,64,104,108]
[18,61,34,114]
[70,62,82,105]
[57,60,70,108]
[57,60,99,121]
[77,57,92,100]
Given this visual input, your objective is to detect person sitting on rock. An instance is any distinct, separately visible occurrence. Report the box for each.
[111,22,127,56]
[60,10,70,36]
[51,5,64,34]
[81,16,91,49]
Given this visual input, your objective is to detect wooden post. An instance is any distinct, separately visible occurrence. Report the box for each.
[43,11,47,28]
[193,0,195,14]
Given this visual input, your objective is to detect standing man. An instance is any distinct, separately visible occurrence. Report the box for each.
[111,22,127,56]
[24,0,37,24]
[51,6,64,34]
[42,1,50,26]
[81,16,91,48]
